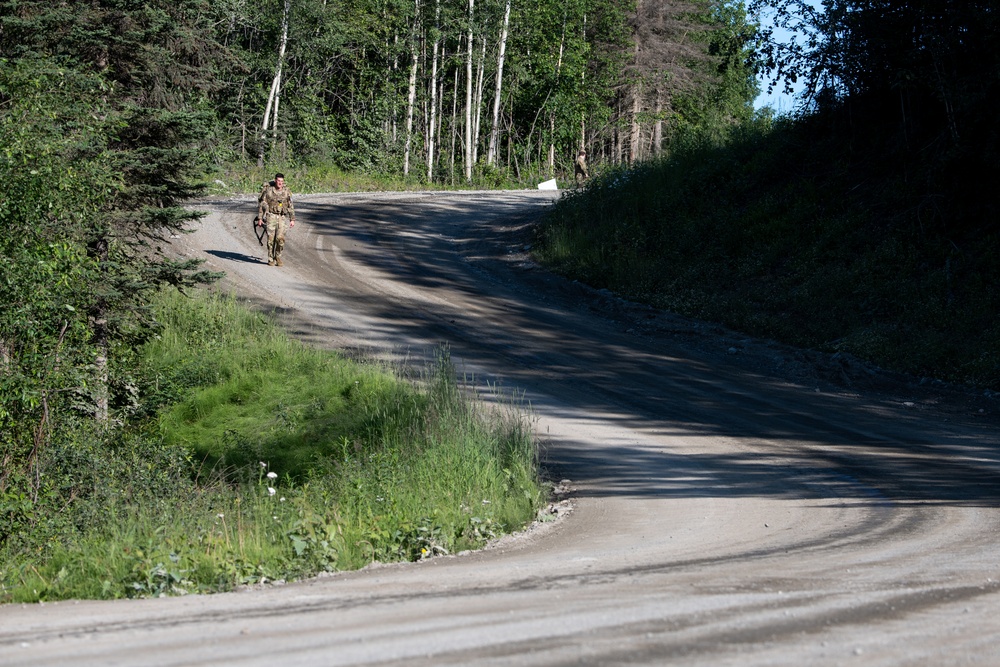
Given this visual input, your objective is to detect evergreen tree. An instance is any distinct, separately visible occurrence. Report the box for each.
[0,0,224,478]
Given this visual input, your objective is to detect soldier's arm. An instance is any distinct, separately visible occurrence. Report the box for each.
[287,192,295,224]
[257,185,269,220]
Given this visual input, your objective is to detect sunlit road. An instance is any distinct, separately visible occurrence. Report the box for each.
[3,191,1000,666]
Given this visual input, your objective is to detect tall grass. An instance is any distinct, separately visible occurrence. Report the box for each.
[536,117,1000,388]
[0,290,545,602]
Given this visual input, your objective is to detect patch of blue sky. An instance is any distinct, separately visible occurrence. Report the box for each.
[752,1,821,114]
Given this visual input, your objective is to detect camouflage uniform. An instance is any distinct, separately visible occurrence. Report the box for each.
[257,180,295,266]
[574,151,589,184]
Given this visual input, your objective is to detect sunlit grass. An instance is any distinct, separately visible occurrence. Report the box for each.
[0,289,545,602]
[204,160,542,195]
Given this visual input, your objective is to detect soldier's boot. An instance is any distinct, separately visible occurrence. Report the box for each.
[267,258,276,266]
[275,257,283,267]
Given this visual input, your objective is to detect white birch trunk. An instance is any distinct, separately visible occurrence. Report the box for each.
[653,91,662,156]
[630,85,641,164]
[427,0,441,180]
[464,0,474,181]
[392,33,400,143]
[260,0,291,165]
[486,0,511,166]
[629,0,642,164]
[451,51,460,178]
[472,37,486,165]
[548,17,565,174]
[403,0,420,176]
[580,12,586,152]
[272,73,281,136]
[438,46,446,170]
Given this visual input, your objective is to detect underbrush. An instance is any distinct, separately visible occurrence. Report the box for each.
[536,115,1000,388]
[0,290,545,603]
[203,160,549,195]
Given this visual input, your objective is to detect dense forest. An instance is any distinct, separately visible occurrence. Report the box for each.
[1,0,759,184]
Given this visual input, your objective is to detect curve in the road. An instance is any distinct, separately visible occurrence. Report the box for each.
[3,191,999,667]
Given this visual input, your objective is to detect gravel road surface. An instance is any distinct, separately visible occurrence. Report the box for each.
[3,190,999,666]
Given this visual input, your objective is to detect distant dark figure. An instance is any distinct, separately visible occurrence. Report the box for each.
[574,150,589,185]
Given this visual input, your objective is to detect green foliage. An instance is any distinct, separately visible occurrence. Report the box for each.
[209,161,521,195]
[1,0,223,506]
[4,0,762,186]
[537,114,1000,388]
[754,1,999,110]
[0,0,229,109]
[0,290,545,603]
[202,0,756,181]
[0,58,113,501]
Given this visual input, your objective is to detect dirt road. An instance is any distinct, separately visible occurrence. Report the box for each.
[4,191,1000,666]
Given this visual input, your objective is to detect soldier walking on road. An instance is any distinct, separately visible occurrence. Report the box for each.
[574,150,589,185]
[256,172,296,267]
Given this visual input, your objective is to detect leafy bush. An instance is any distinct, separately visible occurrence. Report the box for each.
[1,290,545,602]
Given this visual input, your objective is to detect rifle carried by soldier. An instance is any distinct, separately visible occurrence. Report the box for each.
[253,215,266,246]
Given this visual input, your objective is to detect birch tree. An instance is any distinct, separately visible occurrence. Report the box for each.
[548,13,566,174]
[464,0,475,181]
[472,37,487,165]
[427,0,442,179]
[206,0,754,180]
[403,0,421,176]
[486,0,511,166]
[259,0,291,166]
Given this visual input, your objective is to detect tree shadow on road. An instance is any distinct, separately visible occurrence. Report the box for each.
[248,194,1000,510]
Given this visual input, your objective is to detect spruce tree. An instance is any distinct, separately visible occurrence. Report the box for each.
[0,0,226,447]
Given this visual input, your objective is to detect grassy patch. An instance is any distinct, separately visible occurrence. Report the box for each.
[1,290,545,602]
[536,116,1000,388]
[202,159,544,195]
